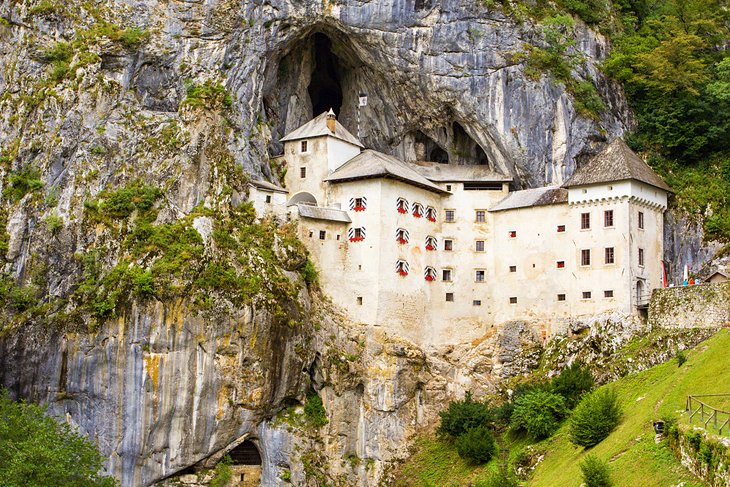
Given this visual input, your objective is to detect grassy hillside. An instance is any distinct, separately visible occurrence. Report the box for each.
[530,329,730,486]
[392,329,730,486]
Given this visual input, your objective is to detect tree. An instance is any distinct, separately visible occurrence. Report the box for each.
[510,390,567,440]
[569,388,623,447]
[437,392,494,438]
[551,361,595,409]
[0,389,116,487]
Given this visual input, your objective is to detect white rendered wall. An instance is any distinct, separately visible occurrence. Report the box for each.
[568,180,667,209]
[249,187,287,220]
[326,137,361,174]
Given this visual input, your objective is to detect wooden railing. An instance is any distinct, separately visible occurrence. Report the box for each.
[686,394,730,435]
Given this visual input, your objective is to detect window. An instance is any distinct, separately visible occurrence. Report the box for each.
[638,248,644,266]
[557,225,566,233]
[509,297,517,304]
[351,197,367,212]
[556,261,565,268]
[605,247,615,264]
[396,197,409,214]
[395,228,410,244]
[473,300,482,306]
[412,202,424,218]
[300,167,307,178]
[425,207,437,222]
[442,269,452,282]
[336,234,340,241]
[509,230,517,238]
[444,239,453,251]
[424,266,437,281]
[425,236,437,251]
[581,212,590,229]
[265,195,272,203]
[446,293,454,302]
[581,249,591,266]
[300,140,308,152]
[604,290,614,298]
[464,182,503,190]
[475,210,486,222]
[446,184,452,192]
[582,291,592,299]
[356,297,363,305]
[509,265,517,273]
[604,210,614,227]
[445,209,455,222]
[475,270,485,282]
[308,231,313,238]
[319,230,326,240]
[638,211,645,229]
[395,260,409,276]
[349,227,365,242]
[475,240,485,252]
[557,294,566,301]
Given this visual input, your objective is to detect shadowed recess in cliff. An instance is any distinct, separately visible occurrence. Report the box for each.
[308,33,343,117]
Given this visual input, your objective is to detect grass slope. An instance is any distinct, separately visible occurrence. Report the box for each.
[530,329,730,487]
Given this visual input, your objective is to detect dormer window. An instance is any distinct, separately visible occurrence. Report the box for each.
[412,202,424,218]
[348,227,365,242]
[300,140,308,153]
[396,228,410,244]
[396,260,409,276]
[396,198,409,214]
[424,266,437,281]
[350,197,367,212]
[425,236,437,251]
[425,206,437,222]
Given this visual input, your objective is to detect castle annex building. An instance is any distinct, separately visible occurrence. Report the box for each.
[257,111,671,346]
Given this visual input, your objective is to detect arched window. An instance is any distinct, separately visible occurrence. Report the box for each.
[348,227,366,242]
[228,440,262,466]
[396,198,409,214]
[425,206,437,222]
[396,260,409,276]
[395,228,410,244]
[349,197,367,212]
[412,202,424,218]
[424,266,437,281]
[425,236,437,251]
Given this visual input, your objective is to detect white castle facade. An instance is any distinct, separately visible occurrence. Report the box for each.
[252,111,671,346]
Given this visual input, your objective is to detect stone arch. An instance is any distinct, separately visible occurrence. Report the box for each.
[229,440,262,466]
[287,191,318,207]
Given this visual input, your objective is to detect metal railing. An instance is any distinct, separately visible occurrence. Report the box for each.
[686,394,730,435]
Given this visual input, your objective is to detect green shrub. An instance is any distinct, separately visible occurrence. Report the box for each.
[210,456,232,487]
[42,42,73,63]
[569,388,622,447]
[580,454,612,487]
[118,27,150,49]
[301,259,318,285]
[45,214,63,235]
[676,350,687,367]
[304,390,328,428]
[4,166,44,202]
[437,392,494,438]
[182,80,232,109]
[551,361,595,409]
[474,463,519,487]
[510,390,567,439]
[454,425,497,464]
[98,182,162,219]
[563,0,608,24]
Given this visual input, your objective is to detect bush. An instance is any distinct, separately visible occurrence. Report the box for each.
[97,182,162,219]
[209,456,232,487]
[437,392,494,438]
[676,350,687,367]
[301,259,318,286]
[510,390,567,440]
[454,425,497,464]
[580,454,612,487]
[569,388,622,447]
[474,463,518,487]
[551,361,595,409]
[3,166,44,202]
[304,390,328,428]
[45,214,63,235]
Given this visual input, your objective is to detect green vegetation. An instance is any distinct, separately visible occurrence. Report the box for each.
[580,454,612,487]
[303,390,328,428]
[550,361,595,409]
[455,425,497,464]
[3,166,44,203]
[44,214,63,235]
[182,80,233,109]
[510,390,568,440]
[209,456,232,487]
[676,349,687,367]
[569,388,622,447]
[0,389,117,486]
[438,391,494,438]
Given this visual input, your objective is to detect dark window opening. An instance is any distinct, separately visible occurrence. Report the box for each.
[557,225,565,232]
[638,248,644,266]
[444,239,453,251]
[463,182,503,190]
[557,294,566,301]
[357,296,363,305]
[301,140,308,152]
[445,210,455,222]
[582,291,592,299]
[229,440,262,466]
[307,33,343,116]
[605,247,615,264]
[557,261,565,268]
[473,299,482,306]
[604,290,614,298]
[581,249,591,266]
[509,265,517,272]
[604,210,614,227]
[581,212,590,229]
[509,297,517,304]
[442,269,452,281]
[446,292,454,302]
[265,195,272,203]
[638,211,645,229]
[300,167,306,178]
[319,230,326,240]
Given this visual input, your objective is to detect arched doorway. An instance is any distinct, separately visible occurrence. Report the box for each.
[287,191,318,207]
[228,440,262,486]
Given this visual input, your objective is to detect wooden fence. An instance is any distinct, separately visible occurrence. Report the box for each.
[686,394,730,435]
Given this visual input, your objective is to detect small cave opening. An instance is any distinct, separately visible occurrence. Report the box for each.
[307,33,344,117]
[414,131,449,164]
[452,122,489,165]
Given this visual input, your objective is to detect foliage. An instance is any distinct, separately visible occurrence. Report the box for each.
[473,463,519,487]
[562,0,608,24]
[3,166,44,202]
[676,350,687,367]
[551,361,595,409]
[182,80,233,109]
[209,456,232,487]
[510,390,567,439]
[569,388,623,447]
[95,182,162,219]
[301,259,318,286]
[45,214,63,235]
[304,390,328,428]
[0,389,117,487]
[454,425,497,464]
[437,392,494,438]
[580,454,612,487]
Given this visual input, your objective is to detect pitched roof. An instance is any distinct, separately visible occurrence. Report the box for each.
[409,160,512,182]
[324,150,448,194]
[296,204,352,223]
[563,139,672,192]
[490,187,568,212]
[280,111,364,148]
[249,179,287,193]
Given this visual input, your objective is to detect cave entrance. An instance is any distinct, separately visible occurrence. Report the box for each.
[414,131,449,164]
[228,440,262,486]
[308,33,344,117]
[452,122,489,165]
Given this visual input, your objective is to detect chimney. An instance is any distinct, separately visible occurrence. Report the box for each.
[326,108,336,134]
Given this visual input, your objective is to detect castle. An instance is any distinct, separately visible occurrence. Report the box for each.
[251,110,671,346]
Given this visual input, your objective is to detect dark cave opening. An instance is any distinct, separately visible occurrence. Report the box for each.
[430,146,449,164]
[452,122,489,165]
[307,33,344,117]
[415,131,450,164]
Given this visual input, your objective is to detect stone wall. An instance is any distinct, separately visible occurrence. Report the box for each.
[673,425,730,487]
[649,282,730,329]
